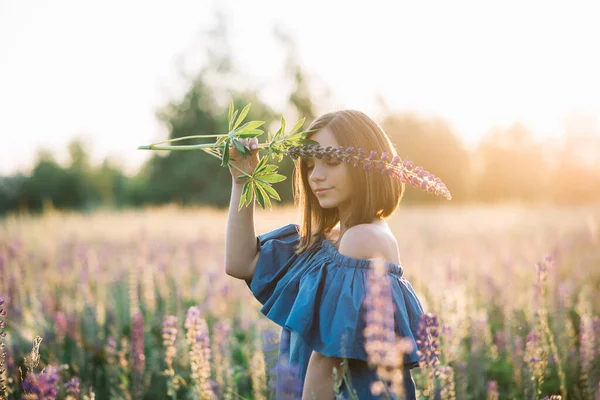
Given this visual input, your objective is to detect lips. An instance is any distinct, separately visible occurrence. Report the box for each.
[314,188,332,195]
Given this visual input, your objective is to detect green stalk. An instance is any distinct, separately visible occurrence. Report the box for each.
[138,143,269,151]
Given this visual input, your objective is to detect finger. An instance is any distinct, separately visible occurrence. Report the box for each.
[249,137,258,150]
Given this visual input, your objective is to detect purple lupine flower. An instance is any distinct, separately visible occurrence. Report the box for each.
[416,313,441,371]
[275,360,303,400]
[131,311,146,398]
[0,295,6,396]
[64,377,81,397]
[274,329,302,400]
[22,365,60,399]
[287,144,452,199]
[363,259,397,368]
[262,327,280,396]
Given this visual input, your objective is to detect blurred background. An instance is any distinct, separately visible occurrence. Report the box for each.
[1,0,599,213]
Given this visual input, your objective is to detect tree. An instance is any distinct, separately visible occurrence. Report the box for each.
[381,113,470,204]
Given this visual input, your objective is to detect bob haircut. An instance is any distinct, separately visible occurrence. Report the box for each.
[293,109,405,253]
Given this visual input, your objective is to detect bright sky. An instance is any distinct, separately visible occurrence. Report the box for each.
[1,0,599,176]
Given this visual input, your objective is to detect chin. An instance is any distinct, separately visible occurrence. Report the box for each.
[317,199,339,209]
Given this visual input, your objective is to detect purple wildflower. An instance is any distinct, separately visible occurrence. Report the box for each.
[287,144,452,199]
[22,365,60,399]
[64,376,81,397]
[416,313,441,371]
[0,296,6,397]
[363,259,397,367]
[131,311,146,399]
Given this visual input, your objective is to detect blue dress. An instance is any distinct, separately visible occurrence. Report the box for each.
[245,223,424,399]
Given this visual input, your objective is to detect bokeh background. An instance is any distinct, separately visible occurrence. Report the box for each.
[1,1,599,399]
[1,0,599,210]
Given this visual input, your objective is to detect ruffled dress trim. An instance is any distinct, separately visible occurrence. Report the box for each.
[245,223,424,368]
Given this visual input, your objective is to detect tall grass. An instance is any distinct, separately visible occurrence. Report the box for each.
[0,203,598,399]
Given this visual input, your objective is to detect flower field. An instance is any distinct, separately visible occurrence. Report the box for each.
[1,203,599,399]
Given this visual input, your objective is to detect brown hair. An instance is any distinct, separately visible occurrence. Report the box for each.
[292,110,405,253]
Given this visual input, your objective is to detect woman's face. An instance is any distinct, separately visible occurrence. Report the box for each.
[305,128,353,212]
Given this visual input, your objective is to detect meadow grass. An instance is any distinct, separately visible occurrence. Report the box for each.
[0,203,598,399]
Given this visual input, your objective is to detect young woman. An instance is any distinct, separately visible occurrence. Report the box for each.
[225,110,425,399]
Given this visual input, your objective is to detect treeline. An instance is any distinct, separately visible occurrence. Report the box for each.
[1,23,599,215]
[2,102,598,215]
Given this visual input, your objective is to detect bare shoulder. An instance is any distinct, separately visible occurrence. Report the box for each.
[338,223,399,263]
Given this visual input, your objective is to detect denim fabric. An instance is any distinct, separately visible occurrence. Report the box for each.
[245,223,424,399]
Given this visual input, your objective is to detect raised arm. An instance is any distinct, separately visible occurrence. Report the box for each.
[224,137,260,280]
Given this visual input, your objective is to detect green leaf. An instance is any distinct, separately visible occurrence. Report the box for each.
[228,101,234,126]
[245,181,255,205]
[257,165,278,174]
[288,117,305,135]
[221,141,230,166]
[229,110,239,131]
[232,138,249,156]
[254,183,266,209]
[239,181,251,210]
[280,115,286,138]
[216,136,228,146]
[256,184,272,209]
[236,129,263,138]
[233,104,251,130]
[254,155,268,173]
[236,120,265,133]
[256,174,286,184]
[260,182,281,201]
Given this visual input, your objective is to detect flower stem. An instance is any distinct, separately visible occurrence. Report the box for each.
[138,143,269,151]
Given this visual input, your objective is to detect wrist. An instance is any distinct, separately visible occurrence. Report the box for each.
[232,177,247,186]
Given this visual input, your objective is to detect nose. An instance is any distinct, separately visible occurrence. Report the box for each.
[309,164,325,183]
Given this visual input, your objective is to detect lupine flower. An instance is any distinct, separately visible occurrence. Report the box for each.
[579,312,595,394]
[416,313,441,370]
[287,144,452,199]
[0,296,6,397]
[22,365,60,399]
[185,306,214,400]
[162,315,178,374]
[486,381,499,400]
[416,313,441,398]
[439,365,456,400]
[262,328,280,398]
[64,377,81,399]
[270,329,303,400]
[275,357,303,400]
[363,259,413,398]
[131,311,146,398]
[363,259,397,367]
[524,329,547,395]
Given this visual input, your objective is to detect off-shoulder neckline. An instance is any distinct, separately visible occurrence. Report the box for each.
[285,223,403,277]
[319,235,404,277]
